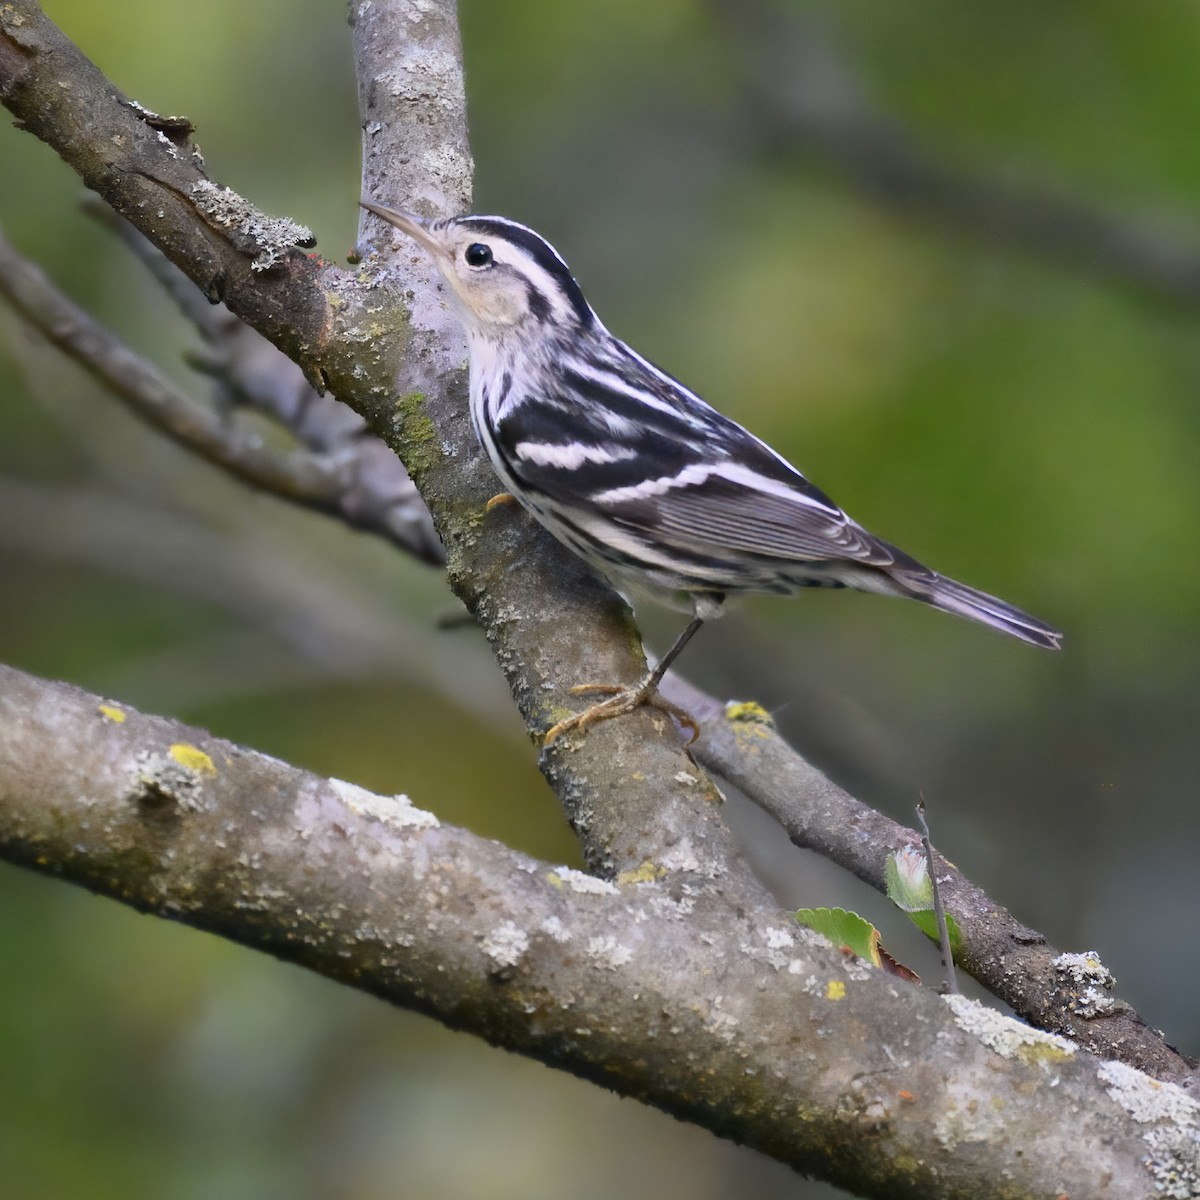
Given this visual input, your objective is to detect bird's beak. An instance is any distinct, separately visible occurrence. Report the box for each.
[360,200,446,259]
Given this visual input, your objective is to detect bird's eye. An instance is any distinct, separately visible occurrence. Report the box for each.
[464,243,493,267]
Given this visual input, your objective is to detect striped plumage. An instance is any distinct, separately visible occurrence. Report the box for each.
[363,202,1061,740]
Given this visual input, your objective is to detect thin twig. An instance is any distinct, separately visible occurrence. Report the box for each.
[916,801,958,995]
[83,199,444,564]
[0,221,444,559]
[0,224,350,508]
[664,673,1196,1082]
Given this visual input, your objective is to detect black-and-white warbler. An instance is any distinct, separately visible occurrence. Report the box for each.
[362,202,1062,743]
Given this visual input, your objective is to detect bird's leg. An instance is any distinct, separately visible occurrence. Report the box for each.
[543,615,705,746]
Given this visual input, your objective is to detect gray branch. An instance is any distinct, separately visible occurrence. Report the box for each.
[1,660,1195,1200]
[346,0,765,892]
[667,676,1196,1082]
[82,202,444,565]
[0,0,761,897]
[0,223,358,516]
[4,1,1200,1191]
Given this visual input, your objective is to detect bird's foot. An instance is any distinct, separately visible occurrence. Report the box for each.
[543,680,699,746]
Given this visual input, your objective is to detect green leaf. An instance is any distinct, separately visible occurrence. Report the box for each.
[794,908,922,982]
[795,907,883,966]
[906,909,964,959]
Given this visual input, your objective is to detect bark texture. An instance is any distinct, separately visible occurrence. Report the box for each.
[1,663,1194,1200]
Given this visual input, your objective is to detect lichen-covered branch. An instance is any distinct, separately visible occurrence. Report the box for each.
[2,0,1191,1094]
[0,0,761,893]
[666,675,1198,1084]
[346,0,765,889]
[1,661,1194,1200]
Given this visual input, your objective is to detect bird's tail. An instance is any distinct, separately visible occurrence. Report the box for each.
[900,571,1062,650]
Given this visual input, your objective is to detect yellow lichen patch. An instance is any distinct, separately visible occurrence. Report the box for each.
[98,704,126,724]
[617,860,666,886]
[725,701,775,744]
[826,979,846,1001]
[725,700,774,726]
[393,392,440,481]
[1016,1041,1074,1066]
[169,743,216,774]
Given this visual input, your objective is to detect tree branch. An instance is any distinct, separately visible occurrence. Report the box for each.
[347,0,766,890]
[0,64,1187,1072]
[0,0,763,896]
[1,660,1193,1200]
[667,677,1198,1083]
[0,215,445,563]
[0,223,350,507]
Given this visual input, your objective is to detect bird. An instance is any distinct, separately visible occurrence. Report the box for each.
[361,201,1062,744]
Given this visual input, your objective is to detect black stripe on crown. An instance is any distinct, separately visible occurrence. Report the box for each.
[458,216,594,328]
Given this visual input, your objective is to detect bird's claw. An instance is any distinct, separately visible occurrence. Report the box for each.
[543,682,699,746]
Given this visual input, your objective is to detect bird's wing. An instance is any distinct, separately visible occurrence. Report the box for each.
[492,348,919,571]
[595,447,904,568]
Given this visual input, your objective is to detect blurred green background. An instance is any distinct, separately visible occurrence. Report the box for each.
[2,1,1198,1197]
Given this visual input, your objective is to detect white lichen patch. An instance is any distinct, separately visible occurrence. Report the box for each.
[586,935,633,970]
[548,867,619,896]
[656,838,705,876]
[842,957,874,982]
[741,928,803,972]
[706,1005,740,1043]
[539,916,571,944]
[1053,950,1118,1017]
[648,893,695,920]
[1099,1062,1200,1198]
[190,180,314,270]
[673,770,699,786]
[764,926,796,951]
[1098,1060,1200,1126]
[1144,1123,1200,1199]
[381,43,461,104]
[328,778,439,831]
[481,920,529,969]
[943,993,1075,1065]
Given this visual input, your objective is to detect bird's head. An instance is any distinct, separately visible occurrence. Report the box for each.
[361,202,596,338]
